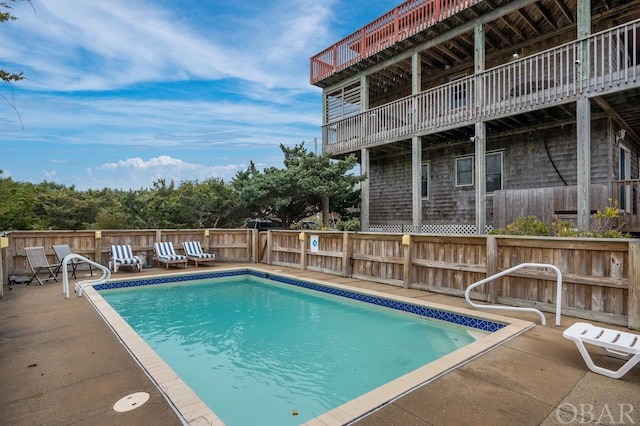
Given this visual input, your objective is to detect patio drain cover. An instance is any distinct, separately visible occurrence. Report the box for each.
[113,392,150,412]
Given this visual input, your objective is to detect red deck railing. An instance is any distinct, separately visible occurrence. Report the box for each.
[310,0,478,85]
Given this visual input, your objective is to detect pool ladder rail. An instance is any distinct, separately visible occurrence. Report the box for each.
[60,254,111,298]
[464,263,562,327]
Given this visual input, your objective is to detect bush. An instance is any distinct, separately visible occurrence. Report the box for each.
[337,218,361,232]
[490,199,629,238]
[490,216,552,236]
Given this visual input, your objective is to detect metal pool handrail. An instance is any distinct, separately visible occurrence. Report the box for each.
[464,263,562,326]
[61,254,111,298]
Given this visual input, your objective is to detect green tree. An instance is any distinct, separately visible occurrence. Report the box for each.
[32,182,100,230]
[120,180,180,229]
[0,170,43,230]
[91,188,135,229]
[174,179,241,228]
[232,143,365,228]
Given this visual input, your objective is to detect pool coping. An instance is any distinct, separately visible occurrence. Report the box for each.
[83,266,535,426]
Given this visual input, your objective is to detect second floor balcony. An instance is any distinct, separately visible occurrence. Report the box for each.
[321,15,640,156]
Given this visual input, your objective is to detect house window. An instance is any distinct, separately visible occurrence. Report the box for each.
[456,156,473,187]
[450,74,467,109]
[486,152,503,193]
[421,163,429,199]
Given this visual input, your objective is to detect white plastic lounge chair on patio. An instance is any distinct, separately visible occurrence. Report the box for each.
[182,241,215,268]
[25,246,62,285]
[154,242,188,269]
[53,244,93,279]
[109,245,143,273]
[563,322,640,379]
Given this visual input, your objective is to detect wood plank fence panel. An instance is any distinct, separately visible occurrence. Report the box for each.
[494,236,629,322]
[209,229,251,262]
[101,230,158,266]
[270,231,301,268]
[492,185,608,228]
[409,235,487,296]
[347,234,405,286]
[9,230,99,273]
[304,232,345,275]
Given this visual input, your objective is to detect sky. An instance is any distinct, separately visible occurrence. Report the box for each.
[0,0,395,190]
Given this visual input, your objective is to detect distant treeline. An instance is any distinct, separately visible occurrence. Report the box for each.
[0,144,364,231]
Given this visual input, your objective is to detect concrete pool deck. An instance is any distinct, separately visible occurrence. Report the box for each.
[1,263,639,425]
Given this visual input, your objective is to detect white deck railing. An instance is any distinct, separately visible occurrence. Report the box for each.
[324,19,640,155]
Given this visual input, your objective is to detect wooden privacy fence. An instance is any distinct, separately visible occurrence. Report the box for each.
[3,229,254,275]
[268,231,640,329]
[2,229,639,330]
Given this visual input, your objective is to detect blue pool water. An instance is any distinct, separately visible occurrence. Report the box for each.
[100,274,486,425]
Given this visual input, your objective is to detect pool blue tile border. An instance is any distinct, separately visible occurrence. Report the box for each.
[95,269,505,333]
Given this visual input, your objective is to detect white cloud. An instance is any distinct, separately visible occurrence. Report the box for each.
[42,169,57,180]
[99,156,192,171]
[0,0,343,191]
[94,155,242,188]
[4,0,335,92]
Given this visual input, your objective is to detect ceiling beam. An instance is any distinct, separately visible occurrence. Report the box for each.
[499,15,526,42]
[593,96,640,144]
[532,1,558,30]
[517,8,542,36]
[553,0,574,24]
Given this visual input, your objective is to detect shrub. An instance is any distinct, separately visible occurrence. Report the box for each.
[490,199,629,238]
[337,218,361,232]
[490,216,552,236]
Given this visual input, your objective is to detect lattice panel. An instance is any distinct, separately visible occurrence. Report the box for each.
[369,224,493,235]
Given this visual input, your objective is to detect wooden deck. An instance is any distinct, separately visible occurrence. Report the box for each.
[322,19,640,156]
[310,0,478,84]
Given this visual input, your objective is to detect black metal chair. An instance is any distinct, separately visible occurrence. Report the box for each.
[52,244,93,279]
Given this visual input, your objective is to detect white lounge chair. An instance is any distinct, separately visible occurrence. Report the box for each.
[109,245,143,273]
[563,322,640,379]
[154,242,188,269]
[25,246,61,285]
[182,241,215,268]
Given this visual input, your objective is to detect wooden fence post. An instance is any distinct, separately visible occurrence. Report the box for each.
[94,231,102,266]
[6,233,14,280]
[204,229,211,252]
[299,232,307,270]
[0,242,5,297]
[628,240,640,330]
[486,235,498,303]
[342,232,352,277]
[402,234,412,288]
[247,229,260,263]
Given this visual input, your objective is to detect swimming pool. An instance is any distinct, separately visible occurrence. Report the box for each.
[85,267,533,425]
